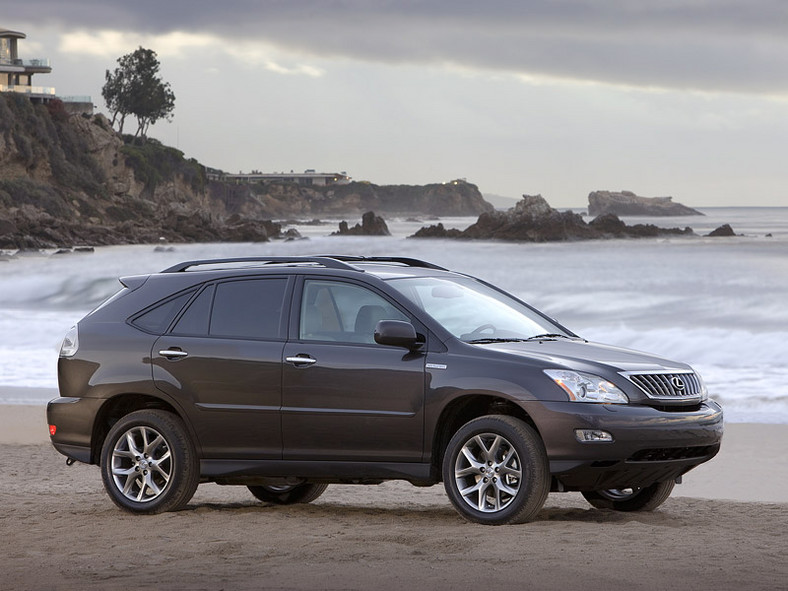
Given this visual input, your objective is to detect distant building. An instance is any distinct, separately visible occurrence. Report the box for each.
[0,28,54,102]
[213,169,352,186]
[0,27,92,113]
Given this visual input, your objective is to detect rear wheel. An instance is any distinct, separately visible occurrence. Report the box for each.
[248,483,329,505]
[100,410,199,514]
[582,480,675,511]
[442,415,549,525]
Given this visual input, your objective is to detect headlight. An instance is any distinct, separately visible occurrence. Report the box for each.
[544,369,628,404]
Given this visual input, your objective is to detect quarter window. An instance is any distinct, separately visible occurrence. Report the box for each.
[131,290,195,334]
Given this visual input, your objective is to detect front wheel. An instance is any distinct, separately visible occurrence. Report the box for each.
[100,410,199,514]
[581,480,675,512]
[248,483,329,505]
[442,415,550,525]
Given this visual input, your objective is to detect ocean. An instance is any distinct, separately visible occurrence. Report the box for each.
[1,206,786,423]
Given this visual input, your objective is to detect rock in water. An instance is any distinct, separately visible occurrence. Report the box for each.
[411,195,697,241]
[588,190,703,216]
[707,224,736,237]
[332,211,391,236]
[461,194,596,242]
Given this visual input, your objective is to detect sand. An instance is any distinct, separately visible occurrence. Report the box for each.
[2,404,786,590]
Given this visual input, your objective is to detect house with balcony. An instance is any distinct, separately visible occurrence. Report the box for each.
[0,28,55,102]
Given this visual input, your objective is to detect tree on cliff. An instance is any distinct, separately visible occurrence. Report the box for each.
[102,47,175,139]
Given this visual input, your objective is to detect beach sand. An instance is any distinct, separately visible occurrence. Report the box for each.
[2,405,786,590]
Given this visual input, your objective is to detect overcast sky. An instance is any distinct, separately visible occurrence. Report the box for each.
[5,1,788,207]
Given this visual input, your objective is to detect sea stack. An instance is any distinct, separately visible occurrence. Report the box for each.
[588,190,703,216]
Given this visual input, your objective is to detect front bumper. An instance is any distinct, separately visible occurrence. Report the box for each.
[523,399,724,491]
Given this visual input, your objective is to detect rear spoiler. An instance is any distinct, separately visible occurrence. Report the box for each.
[119,275,149,290]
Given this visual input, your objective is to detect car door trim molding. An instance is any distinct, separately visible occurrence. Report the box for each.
[281,405,416,418]
[195,403,281,412]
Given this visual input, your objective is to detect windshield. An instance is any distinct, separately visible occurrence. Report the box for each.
[386,276,568,342]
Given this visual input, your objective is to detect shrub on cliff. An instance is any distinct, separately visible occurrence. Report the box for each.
[0,94,106,199]
[120,137,206,197]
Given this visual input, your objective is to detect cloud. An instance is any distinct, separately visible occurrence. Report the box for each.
[58,30,324,77]
[58,30,216,58]
[7,0,788,93]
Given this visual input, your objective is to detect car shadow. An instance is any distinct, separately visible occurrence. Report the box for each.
[181,498,687,527]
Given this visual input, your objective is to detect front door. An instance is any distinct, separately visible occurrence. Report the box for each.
[281,279,426,462]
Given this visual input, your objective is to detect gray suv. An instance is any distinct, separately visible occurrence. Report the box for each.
[48,256,723,525]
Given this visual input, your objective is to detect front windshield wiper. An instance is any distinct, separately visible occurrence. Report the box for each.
[466,334,577,344]
[524,333,574,341]
[465,338,531,344]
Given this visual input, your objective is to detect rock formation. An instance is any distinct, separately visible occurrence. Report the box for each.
[410,194,695,241]
[331,211,390,236]
[706,224,736,237]
[411,222,463,239]
[588,190,703,217]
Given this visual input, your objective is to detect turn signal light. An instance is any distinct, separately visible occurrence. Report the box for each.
[49,425,57,436]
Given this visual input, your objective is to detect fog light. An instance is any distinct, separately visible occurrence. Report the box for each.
[575,429,613,442]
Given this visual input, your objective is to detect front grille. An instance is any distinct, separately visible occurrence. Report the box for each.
[623,371,702,400]
[628,445,720,462]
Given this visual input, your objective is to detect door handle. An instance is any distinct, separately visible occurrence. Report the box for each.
[159,349,188,359]
[286,355,317,366]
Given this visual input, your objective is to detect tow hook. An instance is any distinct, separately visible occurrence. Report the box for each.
[66,458,76,466]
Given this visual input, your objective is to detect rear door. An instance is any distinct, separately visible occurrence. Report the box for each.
[152,276,292,459]
[281,278,426,462]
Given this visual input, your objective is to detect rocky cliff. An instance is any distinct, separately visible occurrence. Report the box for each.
[588,190,703,217]
[0,94,491,249]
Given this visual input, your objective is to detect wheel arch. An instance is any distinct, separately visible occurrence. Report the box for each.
[90,393,185,464]
[430,394,540,481]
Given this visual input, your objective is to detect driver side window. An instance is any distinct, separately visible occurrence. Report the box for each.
[300,280,407,344]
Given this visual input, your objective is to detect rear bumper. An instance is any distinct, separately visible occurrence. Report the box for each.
[47,396,104,464]
[523,399,724,491]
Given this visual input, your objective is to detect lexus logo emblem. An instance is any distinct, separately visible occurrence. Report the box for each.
[671,376,686,391]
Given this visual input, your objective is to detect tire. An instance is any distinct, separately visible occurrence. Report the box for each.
[581,480,675,512]
[248,483,329,505]
[442,415,550,525]
[100,409,199,514]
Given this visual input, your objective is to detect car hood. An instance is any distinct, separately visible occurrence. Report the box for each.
[475,339,692,373]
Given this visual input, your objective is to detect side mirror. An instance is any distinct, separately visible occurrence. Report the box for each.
[374,320,422,350]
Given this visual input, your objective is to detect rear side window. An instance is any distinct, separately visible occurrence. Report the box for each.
[131,290,196,334]
[209,279,287,339]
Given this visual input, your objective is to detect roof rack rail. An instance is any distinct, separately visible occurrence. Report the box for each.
[313,255,448,271]
[160,256,360,273]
